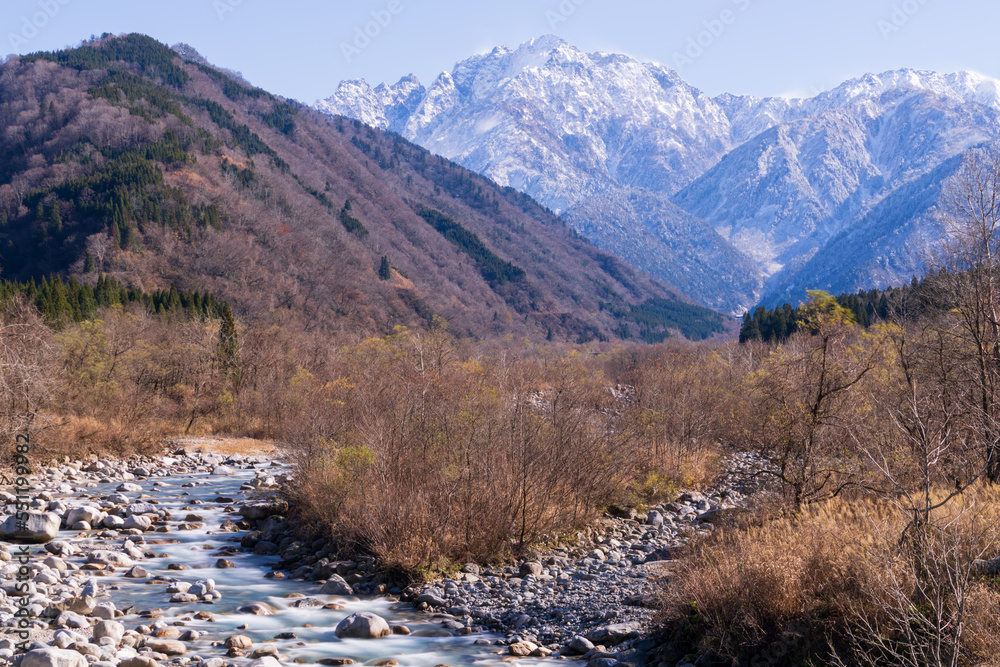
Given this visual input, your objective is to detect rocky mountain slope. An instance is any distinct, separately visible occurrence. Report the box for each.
[318,37,1000,311]
[0,34,726,343]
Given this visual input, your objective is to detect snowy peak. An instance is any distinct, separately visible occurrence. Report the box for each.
[317,38,1000,313]
[316,73,425,131]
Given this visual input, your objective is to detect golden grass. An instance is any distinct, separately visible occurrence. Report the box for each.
[169,435,282,457]
[660,485,1000,665]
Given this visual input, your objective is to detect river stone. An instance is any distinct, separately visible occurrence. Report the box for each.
[334,612,391,639]
[88,550,134,568]
[415,592,447,607]
[0,511,61,543]
[56,595,96,615]
[93,620,125,644]
[211,466,234,476]
[239,501,289,521]
[145,640,186,656]
[92,603,117,620]
[586,622,641,645]
[67,506,103,526]
[116,483,142,493]
[123,515,152,531]
[320,575,353,596]
[52,630,86,649]
[509,641,538,657]
[238,602,278,616]
[118,657,159,667]
[567,636,595,654]
[224,635,253,649]
[55,610,89,628]
[125,503,157,516]
[518,562,543,577]
[124,565,149,578]
[45,540,76,556]
[646,510,664,526]
[248,658,280,667]
[588,659,619,667]
[21,648,88,667]
[102,515,125,529]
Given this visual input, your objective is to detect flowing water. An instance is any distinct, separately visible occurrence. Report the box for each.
[45,461,540,667]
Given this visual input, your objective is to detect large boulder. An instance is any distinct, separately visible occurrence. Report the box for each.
[320,575,353,596]
[587,622,642,646]
[123,515,152,531]
[125,503,157,516]
[21,648,87,667]
[66,506,103,526]
[93,620,125,644]
[145,640,186,656]
[0,512,61,543]
[239,500,289,521]
[334,612,391,639]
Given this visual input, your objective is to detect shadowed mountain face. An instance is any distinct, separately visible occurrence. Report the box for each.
[319,36,1000,312]
[0,34,727,343]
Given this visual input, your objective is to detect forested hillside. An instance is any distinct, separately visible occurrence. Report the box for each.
[0,34,726,343]
[738,274,943,343]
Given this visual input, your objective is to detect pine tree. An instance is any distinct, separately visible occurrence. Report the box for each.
[378,256,391,280]
[48,202,62,235]
[83,252,96,273]
[121,223,134,250]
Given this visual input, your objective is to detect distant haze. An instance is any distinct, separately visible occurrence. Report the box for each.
[2,0,999,103]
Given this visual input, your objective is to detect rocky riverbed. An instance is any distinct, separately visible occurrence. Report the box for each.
[0,449,761,667]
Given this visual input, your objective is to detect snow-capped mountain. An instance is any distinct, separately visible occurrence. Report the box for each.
[317,36,1000,313]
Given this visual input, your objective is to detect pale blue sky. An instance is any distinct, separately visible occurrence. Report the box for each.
[3,0,997,102]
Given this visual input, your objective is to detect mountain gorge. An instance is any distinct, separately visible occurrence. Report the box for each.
[0,34,724,343]
[318,36,1000,312]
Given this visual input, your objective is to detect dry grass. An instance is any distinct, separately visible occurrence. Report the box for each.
[36,413,168,460]
[660,486,1000,666]
[169,435,281,457]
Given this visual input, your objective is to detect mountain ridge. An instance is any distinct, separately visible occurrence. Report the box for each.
[0,33,727,344]
[317,36,1000,312]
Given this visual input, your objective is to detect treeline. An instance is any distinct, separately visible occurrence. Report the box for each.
[617,297,725,342]
[417,207,526,285]
[2,274,228,325]
[7,133,221,278]
[739,273,942,343]
[24,33,190,87]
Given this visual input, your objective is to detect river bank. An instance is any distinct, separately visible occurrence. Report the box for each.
[0,447,757,667]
